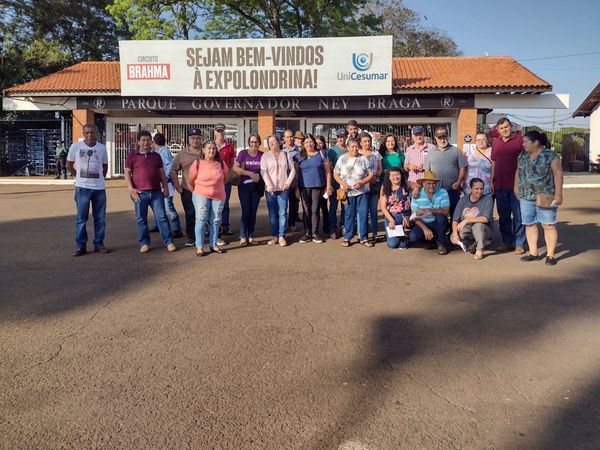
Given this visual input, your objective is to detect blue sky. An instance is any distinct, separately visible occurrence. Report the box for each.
[403,0,600,127]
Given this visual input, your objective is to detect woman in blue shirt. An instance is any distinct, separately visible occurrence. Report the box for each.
[295,134,333,243]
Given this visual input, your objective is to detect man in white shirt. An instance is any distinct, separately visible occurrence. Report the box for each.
[66,124,109,256]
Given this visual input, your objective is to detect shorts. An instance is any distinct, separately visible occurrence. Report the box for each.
[520,198,557,225]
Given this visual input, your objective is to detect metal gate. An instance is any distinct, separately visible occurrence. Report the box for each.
[109,120,242,176]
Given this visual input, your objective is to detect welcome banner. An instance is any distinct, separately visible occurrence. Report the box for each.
[119,36,393,97]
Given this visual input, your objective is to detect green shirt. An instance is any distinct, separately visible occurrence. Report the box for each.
[517,147,558,201]
[382,151,405,171]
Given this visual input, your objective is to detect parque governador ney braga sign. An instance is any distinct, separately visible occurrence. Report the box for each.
[77,94,474,111]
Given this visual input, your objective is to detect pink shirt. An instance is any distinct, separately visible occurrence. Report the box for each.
[189,159,226,200]
[260,150,296,191]
[405,143,436,183]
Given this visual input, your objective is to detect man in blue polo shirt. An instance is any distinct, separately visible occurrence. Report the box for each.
[409,170,451,255]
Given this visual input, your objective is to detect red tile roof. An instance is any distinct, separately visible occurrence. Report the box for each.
[4,56,551,95]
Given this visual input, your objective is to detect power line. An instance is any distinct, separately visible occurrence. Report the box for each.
[518,51,600,62]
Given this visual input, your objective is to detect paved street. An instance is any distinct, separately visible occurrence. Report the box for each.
[1,184,599,449]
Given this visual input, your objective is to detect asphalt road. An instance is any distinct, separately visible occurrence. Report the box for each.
[1,184,599,449]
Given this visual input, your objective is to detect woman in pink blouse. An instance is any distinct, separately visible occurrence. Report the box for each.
[188,140,228,256]
[260,135,296,246]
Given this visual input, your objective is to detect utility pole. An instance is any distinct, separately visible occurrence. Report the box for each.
[551,109,556,150]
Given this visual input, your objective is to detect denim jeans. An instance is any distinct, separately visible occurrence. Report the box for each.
[328,193,344,233]
[266,190,289,237]
[445,187,461,221]
[221,182,232,232]
[344,193,368,241]
[179,189,195,240]
[133,190,173,245]
[367,192,379,236]
[74,187,106,249]
[409,214,448,246]
[496,189,525,247]
[154,193,182,232]
[288,190,301,227]
[384,213,407,249]
[192,194,224,248]
[238,182,261,238]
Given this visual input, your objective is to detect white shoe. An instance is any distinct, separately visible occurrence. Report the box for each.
[140,244,150,253]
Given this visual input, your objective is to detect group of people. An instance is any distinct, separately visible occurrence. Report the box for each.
[68,116,564,265]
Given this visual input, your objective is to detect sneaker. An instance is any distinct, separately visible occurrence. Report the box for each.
[398,241,408,250]
[299,235,311,243]
[545,256,557,266]
[216,238,226,246]
[312,235,324,244]
[94,245,111,254]
[173,230,184,239]
[140,244,150,253]
[437,245,449,255]
[515,247,525,255]
[73,247,87,257]
[166,243,177,252]
[521,254,541,262]
[267,237,278,245]
[184,239,195,247]
[474,250,484,260]
[497,243,515,252]
[279,236,288,247]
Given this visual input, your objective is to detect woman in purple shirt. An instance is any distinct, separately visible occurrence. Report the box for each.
[233,134,264,247]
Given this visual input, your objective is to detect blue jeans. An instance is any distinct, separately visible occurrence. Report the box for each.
[445,187,461,220]
[133,190,173,245]
[384,213,408,249]
[221,183,232,232]
[409,214,448,247]
[496,189,525,247]
[266,190,289,237]
[344,193,368,241]
[160,195,182,232]
[328,193,345,233]
[192,194,224,248]
[367,192,379,236]
[238,182,261,239]
[74,187,106,249]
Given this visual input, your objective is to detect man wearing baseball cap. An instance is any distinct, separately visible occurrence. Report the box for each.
[405,125,436,188]
[214,123,236,240]
[408,170,450,255]
[171,128,203,246]
[424,126,467,219]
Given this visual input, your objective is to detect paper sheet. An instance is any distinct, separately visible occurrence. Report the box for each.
[386,225,405,237]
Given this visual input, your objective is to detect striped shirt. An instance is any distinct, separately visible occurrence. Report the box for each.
[405,143,436,183]
[411,187,450,223]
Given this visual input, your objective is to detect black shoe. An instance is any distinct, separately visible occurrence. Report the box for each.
[437,245,449,255]
[312,235,324,244]
[149,227,159,233]
[210,247,226,254]
[299,235,312,243]
[545,256,557,266]
[222,230,233,236]
[73,247,87,257]
[94,245,111,254]
[173,230,184,239]
[521,254,541,262]
[184,239,195,247]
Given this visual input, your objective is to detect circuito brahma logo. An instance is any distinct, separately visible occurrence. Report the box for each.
[352,53,373,71]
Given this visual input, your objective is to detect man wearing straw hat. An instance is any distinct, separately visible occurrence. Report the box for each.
[408,170,451,255]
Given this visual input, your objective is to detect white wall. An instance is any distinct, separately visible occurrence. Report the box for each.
[590,105,600,166]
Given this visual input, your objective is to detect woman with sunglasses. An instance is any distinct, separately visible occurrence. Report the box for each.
[233,134,264,246]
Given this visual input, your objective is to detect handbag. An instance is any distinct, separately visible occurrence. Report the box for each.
[336,188,348,204]
[536,193,555,208]
[256,176,266,198]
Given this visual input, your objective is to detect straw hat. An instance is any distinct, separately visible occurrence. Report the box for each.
[417,170,440,185]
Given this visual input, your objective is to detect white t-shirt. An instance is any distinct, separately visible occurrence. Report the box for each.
[67,141,108,190]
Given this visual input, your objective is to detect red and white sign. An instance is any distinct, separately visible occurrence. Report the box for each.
[126,64,171,80]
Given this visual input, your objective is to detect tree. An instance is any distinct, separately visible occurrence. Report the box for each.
[107,0,202,40]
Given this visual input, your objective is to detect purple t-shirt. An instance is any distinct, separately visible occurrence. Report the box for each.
[235,150,263,182]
